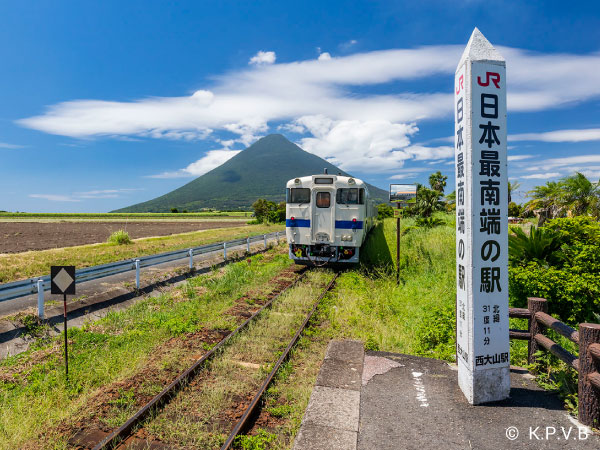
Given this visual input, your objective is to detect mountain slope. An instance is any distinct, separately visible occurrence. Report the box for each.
[115,134,389,212]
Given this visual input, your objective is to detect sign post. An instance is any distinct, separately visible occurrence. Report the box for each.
[454,28,510,404]
[51,265,76,381]
[389,184,417,286]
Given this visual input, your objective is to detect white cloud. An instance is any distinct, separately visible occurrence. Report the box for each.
[16,44,600,173]
[318,52,332,61]
[29,194,80,202]
[249,51,276,65]
[527,155,600,170]
[521,172,562,179]
[30,188,141,201]
[0,142,24,149]
[508,154,535,161]
[149,149,241,178]
[389,173,420,180]
[510,128,600,143]
[296,116,418,172]
[292,116,453,172]
[74,188,142,198]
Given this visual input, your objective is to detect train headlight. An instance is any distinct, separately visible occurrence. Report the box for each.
[348,178,355,185]
[294,178,301,184]
[341,234,353,241]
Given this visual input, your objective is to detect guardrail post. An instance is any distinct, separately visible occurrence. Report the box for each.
[37,279,44,319]
[276,231,279,243]
[264,234,267,249]
[223,242,227,260]
[135,259,141,290]
[578,323,600,427]
[247,237,250,253]
[188,249,194,270]
[527,297,548,367]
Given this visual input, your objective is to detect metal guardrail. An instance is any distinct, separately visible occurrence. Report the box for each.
[0,232,282,315]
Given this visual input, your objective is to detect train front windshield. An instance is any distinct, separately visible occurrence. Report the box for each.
[336,188,364,204]
[286,188,311,203]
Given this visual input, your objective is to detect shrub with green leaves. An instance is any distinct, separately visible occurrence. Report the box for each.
[509,217,600,324]
[107,229,132,245]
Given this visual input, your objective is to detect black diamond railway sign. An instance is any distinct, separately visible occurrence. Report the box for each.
[51,266,76,295]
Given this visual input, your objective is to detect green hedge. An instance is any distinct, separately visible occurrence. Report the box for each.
[509,216,600,325]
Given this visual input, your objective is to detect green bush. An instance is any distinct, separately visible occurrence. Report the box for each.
[415,217,445,228]
[509,217,600,324]
[377,203,394,218]
[508,201,522,217]
[414,302,455,360]
[508,225,562,266]
[107,229,132,245]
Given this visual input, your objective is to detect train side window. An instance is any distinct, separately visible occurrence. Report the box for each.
[287,188,311,204]
[336,188,363,205]
[316,192,331,208]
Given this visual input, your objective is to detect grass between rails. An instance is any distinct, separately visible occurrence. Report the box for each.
[0,245,292,450]
[142,271,333,449]
[0,224,283,283]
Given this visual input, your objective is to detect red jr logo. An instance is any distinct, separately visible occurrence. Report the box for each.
[456,75,464,95]
[477,72,501,88]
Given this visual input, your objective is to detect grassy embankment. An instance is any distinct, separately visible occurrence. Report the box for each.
[0,224,283,283]
[0,212,250,222]
[2,215,564,449]
[0,245,293,449]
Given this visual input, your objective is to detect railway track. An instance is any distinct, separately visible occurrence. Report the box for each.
[71,269,338,450]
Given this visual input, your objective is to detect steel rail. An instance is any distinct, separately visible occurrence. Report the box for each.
[220,272,340,450]
[91,269,306,450]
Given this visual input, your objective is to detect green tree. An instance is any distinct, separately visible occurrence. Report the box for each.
[414,186,444,218]
[252,199,272,223]
[524,180,565,226]
[170,207,179,213]
[428,171,448,194]
[445,190,456,213]
[508,181,521,204]
[252,198,285,223]
[560,172,600,217]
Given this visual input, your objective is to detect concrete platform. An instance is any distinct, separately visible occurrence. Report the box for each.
[294,340,600,450]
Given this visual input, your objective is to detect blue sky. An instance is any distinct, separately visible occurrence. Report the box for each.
[1,0,600,212]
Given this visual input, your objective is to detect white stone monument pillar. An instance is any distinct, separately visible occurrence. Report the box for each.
[454,28,510,404]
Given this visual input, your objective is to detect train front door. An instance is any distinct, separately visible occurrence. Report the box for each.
[312,189,335,244]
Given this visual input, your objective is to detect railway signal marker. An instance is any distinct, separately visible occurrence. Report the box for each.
[51,266,75,295]
[454,28,510,404]
[51,265,76,381]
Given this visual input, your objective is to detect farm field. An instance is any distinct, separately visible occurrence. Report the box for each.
[0,212,250,222]
[0,223,283,283]
[0,221,249,253]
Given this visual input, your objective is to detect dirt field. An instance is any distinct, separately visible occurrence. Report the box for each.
[0,221,248,253]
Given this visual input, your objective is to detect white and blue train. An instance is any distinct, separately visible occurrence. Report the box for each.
[285,170,377,264]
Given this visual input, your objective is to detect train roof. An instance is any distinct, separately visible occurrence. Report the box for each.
[286,174,367,188]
